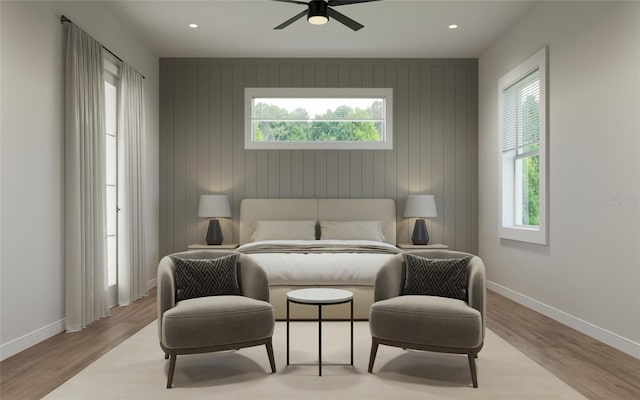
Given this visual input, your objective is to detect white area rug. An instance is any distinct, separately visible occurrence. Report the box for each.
[44,321,586,399]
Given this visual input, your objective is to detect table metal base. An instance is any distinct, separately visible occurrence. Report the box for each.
[286,298,354,376]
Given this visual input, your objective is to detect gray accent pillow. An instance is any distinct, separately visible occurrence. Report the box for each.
[172,254,240,301]
[402,253,471,300]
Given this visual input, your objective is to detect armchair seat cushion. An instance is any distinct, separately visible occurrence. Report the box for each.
[162,295,274,350]
[369,295,482,349]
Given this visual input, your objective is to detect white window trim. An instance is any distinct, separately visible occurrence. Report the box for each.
[498,47,548,245]
[104,52,121,307]
[244,87,393,150]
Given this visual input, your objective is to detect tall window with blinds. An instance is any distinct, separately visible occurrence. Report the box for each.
[499,47,547,245]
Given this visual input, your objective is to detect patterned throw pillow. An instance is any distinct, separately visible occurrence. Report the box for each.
[172,254,240,301]
[402,253,471,300]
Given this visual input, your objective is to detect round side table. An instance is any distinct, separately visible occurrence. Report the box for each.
[286,288,354,376]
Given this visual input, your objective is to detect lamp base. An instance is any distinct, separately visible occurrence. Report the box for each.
[411,219,430,245]
[205,219,224,245]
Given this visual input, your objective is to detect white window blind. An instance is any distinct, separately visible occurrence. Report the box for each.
[502,70,540,153]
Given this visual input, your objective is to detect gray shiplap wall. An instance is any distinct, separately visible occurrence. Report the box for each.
[159,58,478,256]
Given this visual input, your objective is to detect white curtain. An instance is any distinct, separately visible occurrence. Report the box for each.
[117,63,147,305]
[64,24,109,331]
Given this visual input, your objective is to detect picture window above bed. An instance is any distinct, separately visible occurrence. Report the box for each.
[245,88,393,150]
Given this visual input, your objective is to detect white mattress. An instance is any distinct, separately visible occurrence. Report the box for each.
[236,240,400,286]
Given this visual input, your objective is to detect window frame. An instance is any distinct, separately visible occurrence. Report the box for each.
[104,52,120,307]
[244,87,393,150]
[498,47,548,245]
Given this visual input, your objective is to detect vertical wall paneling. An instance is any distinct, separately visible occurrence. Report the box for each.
[159,62,173,253]
[314,64,327,198]
[408,66,421,192]
[219,65,233,194]
[349,65,362,199]
[244,65,258,201]
[291,149,304,198]
[396,66,410,242]
[338,151,350,197]
[279,65,292,198]
[303,64,316,198]
[209,65,222,195]
[255,65,269,198]
[326,150,339,197]
[443,66,457,248]
[467,65,479,252]
[291,64,304,198]
[430,66,444,244]
[160,58,478,253]
[406,65,421,243]
[361,64,374,198]
[268,150,280,198]
[185,65,198,246]
[384,66,398,226]
[455,66,469,251]
[419,66,433,195]
[267,65,280,198]
[373,65,387,199]
[315,150,327,198]
[173,65,186,251]
[219,65,234,243]
[196,65,210,243]
[232,65,246,238]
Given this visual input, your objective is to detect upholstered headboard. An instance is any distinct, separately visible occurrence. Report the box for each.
[239,199,396,245]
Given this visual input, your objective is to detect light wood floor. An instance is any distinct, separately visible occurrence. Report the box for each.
[1,289,638,400]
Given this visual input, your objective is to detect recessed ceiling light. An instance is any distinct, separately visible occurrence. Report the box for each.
[448,24,458,29]
[189,23,198,29]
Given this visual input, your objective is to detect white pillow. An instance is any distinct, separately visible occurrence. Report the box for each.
[320,220,385,242]
[251,220,317,241]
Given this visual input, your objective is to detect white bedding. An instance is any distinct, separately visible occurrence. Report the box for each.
[236,240,401,286]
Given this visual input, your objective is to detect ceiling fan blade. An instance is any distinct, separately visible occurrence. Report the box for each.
[328,0,382,6]
[272,0,309,5]
[327,7,364,31]
[274,9,308,29]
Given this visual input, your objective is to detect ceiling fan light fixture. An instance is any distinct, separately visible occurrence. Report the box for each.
[308,15,329,25]
[307,0,329,25]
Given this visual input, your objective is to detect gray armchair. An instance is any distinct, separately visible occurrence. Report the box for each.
[368,250,486,388]
[157,250,276,388]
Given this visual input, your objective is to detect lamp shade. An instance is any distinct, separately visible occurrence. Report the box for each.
[404,195,438,218]
[197,195,231,218]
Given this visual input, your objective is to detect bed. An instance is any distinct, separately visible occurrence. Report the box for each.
[236,199,401,319]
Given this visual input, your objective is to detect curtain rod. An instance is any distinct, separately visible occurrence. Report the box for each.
[60,15,146,80]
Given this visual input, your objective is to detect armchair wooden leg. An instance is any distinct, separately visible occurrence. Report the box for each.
[265,340,277,373]
[368,338,379,373]
[467,352,478,388]
[167,354,177,389]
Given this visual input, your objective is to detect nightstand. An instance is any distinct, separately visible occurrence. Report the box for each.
[187,243,239,250]
[397,243,449,250]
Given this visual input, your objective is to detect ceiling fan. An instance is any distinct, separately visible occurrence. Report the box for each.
[272,0,381,31]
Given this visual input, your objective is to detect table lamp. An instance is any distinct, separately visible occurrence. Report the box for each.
[198,195,231,245]
[404,195,438,245]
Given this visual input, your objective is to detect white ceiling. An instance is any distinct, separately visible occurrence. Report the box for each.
[106,0,536,58]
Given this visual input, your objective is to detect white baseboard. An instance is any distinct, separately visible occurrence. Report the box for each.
[0,318,65,361]
[487,280,640,359]
[2,279,157,361]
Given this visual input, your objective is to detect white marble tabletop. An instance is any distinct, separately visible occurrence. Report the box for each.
[287,288,354,305]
